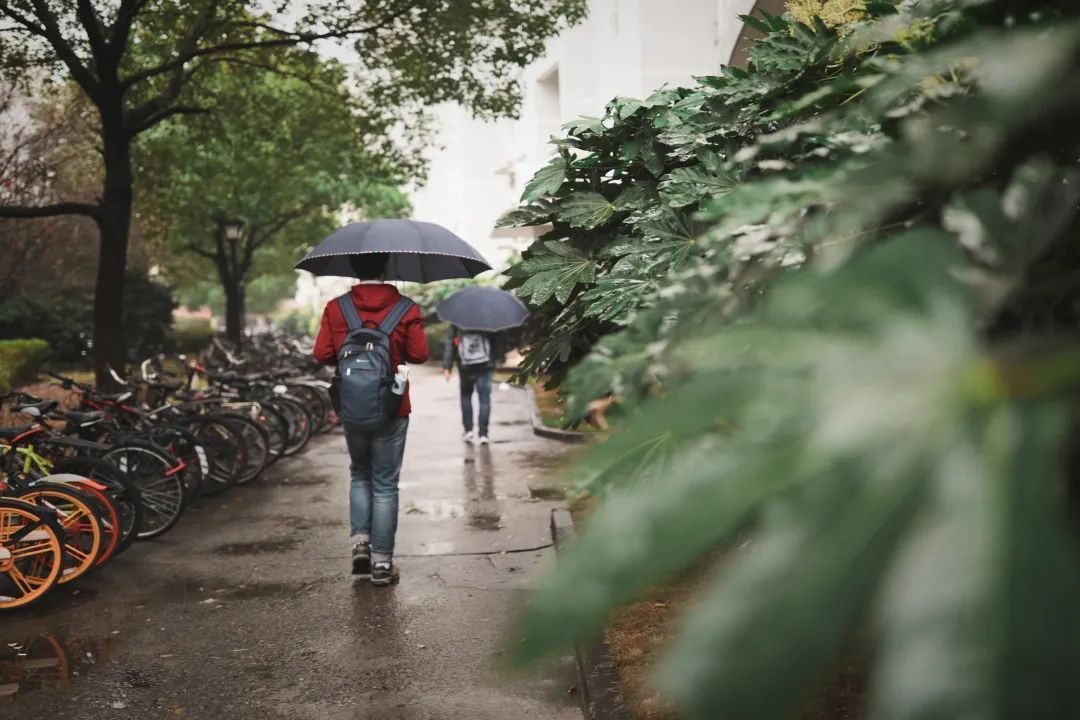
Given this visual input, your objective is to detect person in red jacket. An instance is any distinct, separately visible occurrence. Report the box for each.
[312,253,429,586]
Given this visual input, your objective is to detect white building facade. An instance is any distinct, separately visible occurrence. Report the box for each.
[408,0,762,272]
[298,0,768,312]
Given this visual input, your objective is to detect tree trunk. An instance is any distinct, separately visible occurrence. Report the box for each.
[94,104,133,389]
[223,278,246,346]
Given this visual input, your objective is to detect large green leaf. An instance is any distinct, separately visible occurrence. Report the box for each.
[520,156,567,202]
[514,243,595,305]
[661,455,929,720]
[558,191,615,229]
[659,166,741,207]
[872,407,1080,720]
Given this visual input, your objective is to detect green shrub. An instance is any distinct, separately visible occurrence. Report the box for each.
[275,307,319,337]
[0,272,175,363]
[424,322,449,363]
[169,318,214,353]
[506,3,1080,719]
[0,339,50,391]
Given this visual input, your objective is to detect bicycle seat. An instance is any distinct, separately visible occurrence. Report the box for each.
[0,424,35,441]
[11,399,58,416]
[150,379,184,393]
[65,410,105,427]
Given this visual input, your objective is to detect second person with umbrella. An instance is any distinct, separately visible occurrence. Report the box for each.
[438,286,529,445]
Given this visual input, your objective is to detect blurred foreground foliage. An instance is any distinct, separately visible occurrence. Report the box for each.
[503,1,1080,718]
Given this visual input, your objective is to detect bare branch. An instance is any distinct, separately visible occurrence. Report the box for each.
[0,3,46,36]
[75,0,108,61]
[0,201,100,219]
[185,242,217,260]
[120,5,412,90]
[23,0,101,97]
[109,0,151,54]
[134,104,209,133]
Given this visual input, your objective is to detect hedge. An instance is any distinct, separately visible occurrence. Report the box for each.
[0,339,50,391]
[169,318,215,354]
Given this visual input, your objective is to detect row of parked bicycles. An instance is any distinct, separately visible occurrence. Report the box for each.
[0,333,333,610]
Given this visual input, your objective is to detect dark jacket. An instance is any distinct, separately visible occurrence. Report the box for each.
[442,326,499,372]
[313,283,429,416]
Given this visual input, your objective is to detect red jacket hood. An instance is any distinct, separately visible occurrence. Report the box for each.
[348,283,402,311]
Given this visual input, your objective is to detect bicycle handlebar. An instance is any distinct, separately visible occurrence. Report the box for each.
[47,371,93,392]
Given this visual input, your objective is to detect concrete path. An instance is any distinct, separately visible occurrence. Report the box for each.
[2,365,578,720]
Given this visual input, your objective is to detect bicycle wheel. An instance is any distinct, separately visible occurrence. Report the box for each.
[16,483,104,583]
[185,415,245,496]
[256,403,288,465]
[0,498,64,610]
[272,397,313,456]
[104,442,186,540]
[43,475,121,568]
[52,457,142,556]
[221,415,269,485]
[285,384,330,435]
[146,424,207,499]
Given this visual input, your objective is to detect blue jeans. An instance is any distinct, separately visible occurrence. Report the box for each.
[459,368,492,436]
[344,417,409,561]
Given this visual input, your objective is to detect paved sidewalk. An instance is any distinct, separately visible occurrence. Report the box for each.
[3,365,578,720]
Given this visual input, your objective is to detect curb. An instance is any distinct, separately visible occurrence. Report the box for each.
[550,508,631,720]
[525,385,589,444]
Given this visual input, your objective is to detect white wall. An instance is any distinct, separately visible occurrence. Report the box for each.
[717,0,762,64]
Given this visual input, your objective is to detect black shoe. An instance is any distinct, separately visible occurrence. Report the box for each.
[371,561,399,586]
[351,541,371,577]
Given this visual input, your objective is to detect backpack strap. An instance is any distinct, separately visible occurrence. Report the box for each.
[378,297,415,334]
[336,294,364,331]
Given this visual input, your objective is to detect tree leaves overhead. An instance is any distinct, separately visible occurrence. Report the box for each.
[134,49,410,307]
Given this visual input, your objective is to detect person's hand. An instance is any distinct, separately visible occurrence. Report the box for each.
[443,369,452,382]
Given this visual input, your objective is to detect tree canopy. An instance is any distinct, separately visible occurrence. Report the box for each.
[0,0,587,383]
[135,48,411,341]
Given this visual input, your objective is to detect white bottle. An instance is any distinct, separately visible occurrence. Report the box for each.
[392,365,409,395]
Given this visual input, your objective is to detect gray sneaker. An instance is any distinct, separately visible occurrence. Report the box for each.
[371,561,399,586]
[351,541,371,577]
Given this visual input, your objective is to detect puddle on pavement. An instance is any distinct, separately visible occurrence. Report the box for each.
[509,449,564,471]
[0,633,110,702]
[213,536,300,555]
[273,514,344,530]
[463,446,502,531]
[153,577,327,604]
[261,476,330,487]
[402,498,465,519]
[528,486,565,501]
[14,585,101,620]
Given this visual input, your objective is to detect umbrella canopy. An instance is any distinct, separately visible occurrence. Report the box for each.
[436,286,529,332]
[295,219,491,282]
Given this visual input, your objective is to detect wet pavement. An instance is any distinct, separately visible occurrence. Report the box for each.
[2,365,578,719]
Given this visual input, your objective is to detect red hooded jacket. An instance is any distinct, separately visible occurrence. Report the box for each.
[312,284,429,417]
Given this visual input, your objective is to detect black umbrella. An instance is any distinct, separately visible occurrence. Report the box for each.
[295,219,491,282]
[436,286,529,332]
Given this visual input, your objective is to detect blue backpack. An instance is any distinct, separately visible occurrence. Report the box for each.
[335,294,414,429]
